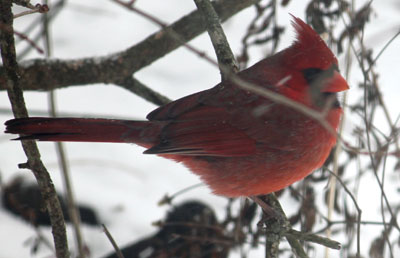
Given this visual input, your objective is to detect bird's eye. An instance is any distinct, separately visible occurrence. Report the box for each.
[302,68,323,85]
[302,64,338,86]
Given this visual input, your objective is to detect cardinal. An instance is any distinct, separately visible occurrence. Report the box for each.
[5,17,348,197]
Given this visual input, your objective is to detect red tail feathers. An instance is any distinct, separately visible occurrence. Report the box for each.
[5,117,157,147]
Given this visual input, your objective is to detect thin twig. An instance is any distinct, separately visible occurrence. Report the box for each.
[103,224,125,258]
[0,23,44,54]
[230,74,338,137]
[379,150,395,258]
[315,220,398,234]
[193,0,239,79]
[366,29,400,73]
[14,4,49,19]
[327,169,361,257]
[42,3,86,256]
[285,229,341,250]
[158,183,204,205]
[114,76,171,106]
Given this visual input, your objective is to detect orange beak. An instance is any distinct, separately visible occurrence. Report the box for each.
[323,71,349,93]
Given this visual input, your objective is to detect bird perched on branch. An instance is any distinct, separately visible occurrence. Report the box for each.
[5,16,348,197]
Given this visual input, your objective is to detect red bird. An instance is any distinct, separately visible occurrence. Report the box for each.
[5,17,348,197]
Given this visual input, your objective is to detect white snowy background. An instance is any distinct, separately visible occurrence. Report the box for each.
[1,0,400,257]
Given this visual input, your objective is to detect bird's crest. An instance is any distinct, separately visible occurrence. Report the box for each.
[288,15,337,69]
[291,15,330,53]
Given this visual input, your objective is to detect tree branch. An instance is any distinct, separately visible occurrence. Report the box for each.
[0,1,69,257]
[193,0,239,80]
[0,0,259,92]
[114,76,171,106]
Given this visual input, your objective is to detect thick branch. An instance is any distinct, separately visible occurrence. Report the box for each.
[0,0,259,92]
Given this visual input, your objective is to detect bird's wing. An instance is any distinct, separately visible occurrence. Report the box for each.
[145,80,297,157]
[146,104,257,156]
